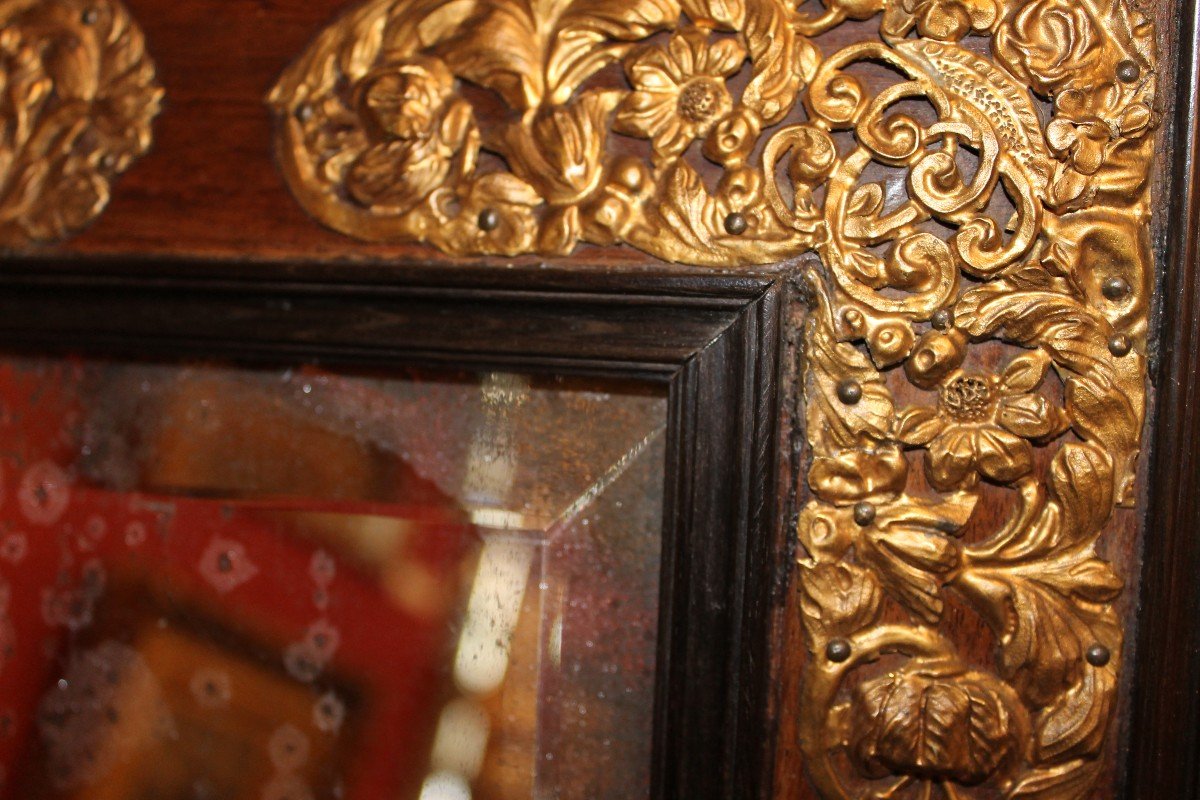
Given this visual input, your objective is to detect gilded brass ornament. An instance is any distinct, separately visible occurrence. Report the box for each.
[0,0,162,246]
[271,0,1156,796]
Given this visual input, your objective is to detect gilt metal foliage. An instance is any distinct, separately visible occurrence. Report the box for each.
[270,0,1156,796]
[0,0,161,246]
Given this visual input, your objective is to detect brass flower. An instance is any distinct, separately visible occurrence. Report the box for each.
[0,2,162,245]
[885,0,997,41]
[850,659,1021,786]
[615,28,746,159]
[345,57,476,212]
[358,57,455,141]
[897,354,1069,490]
[1047,83,1153,176]
[1047,116,1111,176]
[993,0,1101,97]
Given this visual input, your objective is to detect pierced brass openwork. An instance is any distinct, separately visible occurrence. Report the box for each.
[270,0,1157,795]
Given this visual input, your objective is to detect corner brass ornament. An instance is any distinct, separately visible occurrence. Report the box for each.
[0,0,161,247]
[271,0,1155,796]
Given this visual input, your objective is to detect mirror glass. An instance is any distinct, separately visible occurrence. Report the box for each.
[0,357,668,800]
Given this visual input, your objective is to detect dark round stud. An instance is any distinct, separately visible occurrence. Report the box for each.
[724,212,748,236]
[1108,334,1132,357]
[853,501,876,526]
[1116,59,1141,83]
[1102,276,1131,301]
[477,208,500,232]
[826,638,852,663]
[836,379,863,405]
[81,7,99,24]
[931,308,953,331]
[216,552,233,573]
[295,104,314,123]
[1086,643,1111,667]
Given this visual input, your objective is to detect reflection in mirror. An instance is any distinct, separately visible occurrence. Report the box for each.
[0,358,667,800]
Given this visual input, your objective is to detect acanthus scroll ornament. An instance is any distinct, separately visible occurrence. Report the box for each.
[270,0,1157,797]
[0,0,162,247]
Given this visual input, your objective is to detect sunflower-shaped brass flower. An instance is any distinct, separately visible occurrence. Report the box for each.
[615,28,746,160]
[897,356,1069,490]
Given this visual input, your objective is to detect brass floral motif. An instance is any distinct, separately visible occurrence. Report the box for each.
[0,0,161,247]
[271,0,1156,796]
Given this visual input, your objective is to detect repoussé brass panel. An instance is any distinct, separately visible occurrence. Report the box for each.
[270,1,1156,797]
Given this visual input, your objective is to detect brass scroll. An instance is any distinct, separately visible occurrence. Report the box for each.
[270,0,1157,796]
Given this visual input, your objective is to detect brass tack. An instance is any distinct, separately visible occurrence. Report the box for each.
[724,212,748,236]
[1108,334,1132,357]
[1086,643,1111,667]
[853,501,876,526]
[81,7,99,24]
[478,208,500,232]
[1116,59,1141,83]
[826,639,852,662]
[1102,277,1130,300]
[836,379,863,405]
[931,308,953,330]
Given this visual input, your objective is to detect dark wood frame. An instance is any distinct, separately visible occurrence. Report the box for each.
[1128,2,1200,797]
[0,256,794,800]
